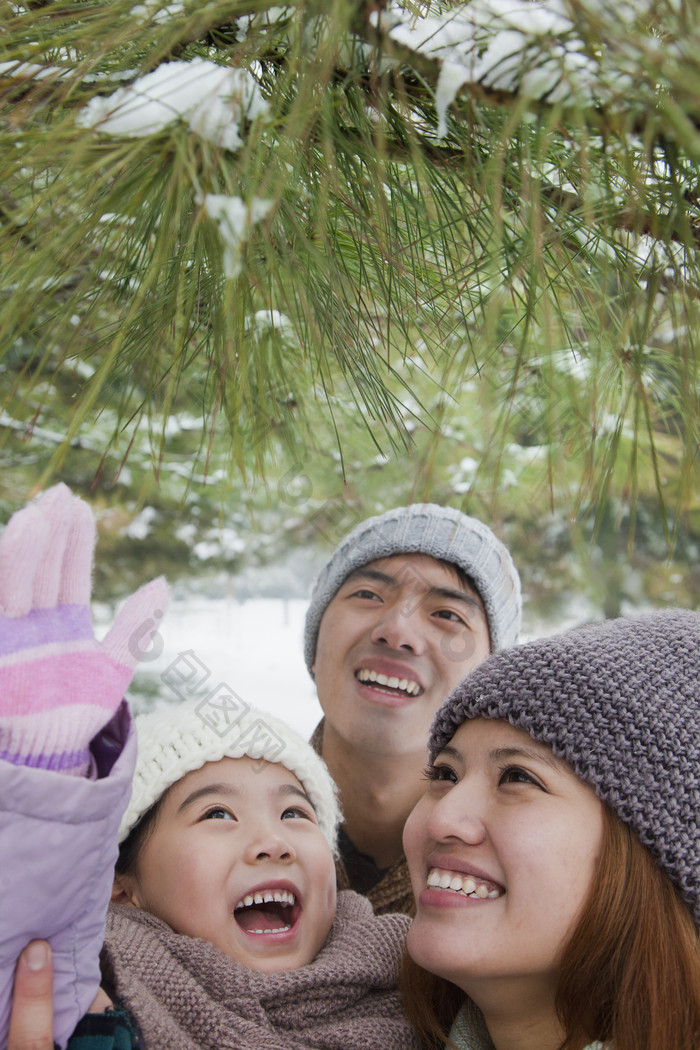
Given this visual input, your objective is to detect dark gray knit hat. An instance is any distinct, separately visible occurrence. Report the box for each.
[430,609,700,924]
[303,503,522,674]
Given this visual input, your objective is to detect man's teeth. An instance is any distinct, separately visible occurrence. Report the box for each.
[356,668,421,695]
[427,867,502,900]
[234,888,296,911]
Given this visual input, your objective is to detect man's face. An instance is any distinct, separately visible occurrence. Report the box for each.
[312,554,491,758]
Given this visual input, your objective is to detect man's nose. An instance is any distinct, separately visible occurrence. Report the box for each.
[370,598,426,653]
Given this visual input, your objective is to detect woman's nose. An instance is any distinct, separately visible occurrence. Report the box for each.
[425,782,488,846]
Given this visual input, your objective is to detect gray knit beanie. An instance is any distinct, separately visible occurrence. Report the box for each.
[429,609,700,924]
[119,700,341,853]
[304,503,521,673]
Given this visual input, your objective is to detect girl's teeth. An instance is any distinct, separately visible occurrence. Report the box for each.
[248,925,291,934]
[234,888,296,911]
[426,867,501,900]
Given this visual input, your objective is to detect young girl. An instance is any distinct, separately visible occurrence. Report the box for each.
[94,697,417,1050]
[0,486,419,1050]
[401,610,700,1050]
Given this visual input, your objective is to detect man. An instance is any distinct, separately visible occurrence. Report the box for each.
[304,503,521,914]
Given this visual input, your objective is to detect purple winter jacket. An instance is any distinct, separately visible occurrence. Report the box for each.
[0,700,135,1049]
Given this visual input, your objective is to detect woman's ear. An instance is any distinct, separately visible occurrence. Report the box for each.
[111,873,141,908]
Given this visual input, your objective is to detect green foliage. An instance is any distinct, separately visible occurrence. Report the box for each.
[1,0,699,610]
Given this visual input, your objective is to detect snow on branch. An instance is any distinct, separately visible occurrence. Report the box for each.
[76,58,269,149]
[377,0,632,135]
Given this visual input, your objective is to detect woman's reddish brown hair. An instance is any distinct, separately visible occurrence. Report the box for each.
[402,806,700,1050]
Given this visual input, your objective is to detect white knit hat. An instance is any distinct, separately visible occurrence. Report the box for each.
[119,699,341,852]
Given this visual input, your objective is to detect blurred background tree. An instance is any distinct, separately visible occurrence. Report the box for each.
[1,0,698,624]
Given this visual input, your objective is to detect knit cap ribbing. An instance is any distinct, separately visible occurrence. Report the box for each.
[119,701,341,852]
[304,503,521,673]
[429,609,700,924]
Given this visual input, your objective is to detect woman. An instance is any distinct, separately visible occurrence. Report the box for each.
[402,609,700,1050]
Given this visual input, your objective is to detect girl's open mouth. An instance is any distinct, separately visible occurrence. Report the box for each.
[233,887,301,935]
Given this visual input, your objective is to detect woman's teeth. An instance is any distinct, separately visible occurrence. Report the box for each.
[427,867,502,899]
[356,668,421,695]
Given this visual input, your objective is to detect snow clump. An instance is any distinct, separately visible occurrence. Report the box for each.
[199,194,274,278]
[76,58,268,150]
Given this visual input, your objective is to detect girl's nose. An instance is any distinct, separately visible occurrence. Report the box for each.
[244,829,296,864]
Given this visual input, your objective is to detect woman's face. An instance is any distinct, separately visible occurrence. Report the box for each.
[404,718,604,1001]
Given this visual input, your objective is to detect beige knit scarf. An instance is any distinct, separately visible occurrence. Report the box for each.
[102,891,421,1050]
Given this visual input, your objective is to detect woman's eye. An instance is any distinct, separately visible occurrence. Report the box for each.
[423,763,458,784]
[202,806,235,821]
[498,766,543,789]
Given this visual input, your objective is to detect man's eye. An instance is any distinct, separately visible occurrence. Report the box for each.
[202,807,235,821]
[433,609,465,624]
[352,588,380,600]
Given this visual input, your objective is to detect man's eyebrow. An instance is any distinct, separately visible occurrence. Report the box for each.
[177,782,239,813]
[489,746,563,772]
[428,586,484,616]
[344,567,395,587]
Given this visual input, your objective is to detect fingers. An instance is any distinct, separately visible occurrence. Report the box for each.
[56,493,95,607]
[0,484,94,617]
[88,987,113,1013]
[32,485,75,610]
[0,503,49,617]
[7,941,55,1050]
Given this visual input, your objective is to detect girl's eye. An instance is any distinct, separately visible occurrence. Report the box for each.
[498,766,544,790]
[281,806,313,821]
[202,806,235,821]
[423,763,458,784]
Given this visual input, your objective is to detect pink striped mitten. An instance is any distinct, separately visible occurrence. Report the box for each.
[0,483,168,776]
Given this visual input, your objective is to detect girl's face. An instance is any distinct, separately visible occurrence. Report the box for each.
[403,718,604,1003]
[115,756,337,973]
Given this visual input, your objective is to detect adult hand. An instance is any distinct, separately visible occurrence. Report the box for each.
[7,942,54,1050]
[8,942,113,1050]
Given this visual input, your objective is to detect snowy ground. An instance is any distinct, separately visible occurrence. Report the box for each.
[124,596,323,737]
